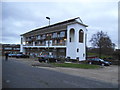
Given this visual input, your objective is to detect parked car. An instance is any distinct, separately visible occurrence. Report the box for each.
[87,58,111,66]
[38,55,57,63]
[38,56,47,63]
[16,54,29,58]
[8,54,17,57]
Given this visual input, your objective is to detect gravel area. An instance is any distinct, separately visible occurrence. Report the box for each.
[11,57,119,85]
[38,65,118,85]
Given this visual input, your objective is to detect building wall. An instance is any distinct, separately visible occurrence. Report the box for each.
[66,23,87,61]
[2,44,20,55]
[24,48,66,58]
[20,18,87,60]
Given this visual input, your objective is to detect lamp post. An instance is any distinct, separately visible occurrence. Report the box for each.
[46,17,50,25]
[46,17,50,63]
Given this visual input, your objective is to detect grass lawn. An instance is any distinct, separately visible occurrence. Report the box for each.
[87,53,112,59]
[51,63,101,69]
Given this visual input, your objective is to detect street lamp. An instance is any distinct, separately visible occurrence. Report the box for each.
[46,17,51,63]
[46,17,50,25]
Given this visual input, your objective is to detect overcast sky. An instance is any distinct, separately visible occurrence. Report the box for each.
[1,0,119,48]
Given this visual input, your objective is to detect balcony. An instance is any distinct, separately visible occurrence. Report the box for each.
[26,39,32,41]
[35,44,46,46]
[24,44,33,46]
[36,38,41,40]
[52,42,66,46]
[26,38,36,42]
[24,42,66,46]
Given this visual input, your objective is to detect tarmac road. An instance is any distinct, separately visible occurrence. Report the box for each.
[2,58,118,88]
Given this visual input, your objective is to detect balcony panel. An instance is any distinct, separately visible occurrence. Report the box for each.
[52,43,66,46]
[35,44,46,46]
[25,44,33,46]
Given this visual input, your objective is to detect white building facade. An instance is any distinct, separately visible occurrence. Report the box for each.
[20,17,88,61]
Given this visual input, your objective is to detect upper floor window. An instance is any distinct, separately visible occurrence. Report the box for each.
[4,47,12,50]
[53,40,57,44]
[13,48,20,50]
[42,35,46,39]
[52,33,57,38]
[26,37,28,40]
[69,28,75,42]
[60,31,65,37]
[79,29,84,43]
[28,37,31,39]
[31,36,34,39]
[37,35,41,39]
[60,40,63,44]
[42,41,45,44]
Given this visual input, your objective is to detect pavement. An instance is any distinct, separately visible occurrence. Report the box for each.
[2,58,118,88]
[10,57,119,85]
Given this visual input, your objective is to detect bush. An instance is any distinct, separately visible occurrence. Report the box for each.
[69,59,78,62]
[56,57,66,63]
[79,60,88,64]
[56,58,79,63]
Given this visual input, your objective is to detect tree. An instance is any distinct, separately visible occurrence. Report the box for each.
[90,31,115,58]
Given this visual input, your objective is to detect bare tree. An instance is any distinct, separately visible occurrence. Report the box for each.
[90,31,115,58]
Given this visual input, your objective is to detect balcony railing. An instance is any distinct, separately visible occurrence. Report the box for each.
[26,38,36,41]
[35,44,46,46]
[52,43,66,46]
[25,44,33,46]
[26,39,32,41]
[24,43,66,46]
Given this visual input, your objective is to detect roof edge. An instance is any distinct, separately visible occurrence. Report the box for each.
[21,17,88,36]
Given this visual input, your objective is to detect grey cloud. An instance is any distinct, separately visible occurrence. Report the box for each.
[2,1,118,48]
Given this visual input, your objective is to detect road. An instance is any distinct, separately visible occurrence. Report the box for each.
[2,58,118,88]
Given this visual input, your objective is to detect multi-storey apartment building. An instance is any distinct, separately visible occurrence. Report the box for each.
[2,44,20,55]
[20,17,88,61]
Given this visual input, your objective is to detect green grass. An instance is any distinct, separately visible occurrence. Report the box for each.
[87,53,112,59]
[51,63,101,69]
[87,53,98,56]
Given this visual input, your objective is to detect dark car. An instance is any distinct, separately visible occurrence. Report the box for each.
[8,54,17,57]
[38,55,56,63]
[87,58,111,66]
[16,54,29,58]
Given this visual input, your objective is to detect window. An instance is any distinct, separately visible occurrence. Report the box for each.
[57,39,60,44]
[69,29,75,42]
[59,49,65,52]
[79,29,84,43]
[4,47,12,50]
[53,40,57,44]
[42,41,44,45]
[31,36,34,39]
[70,38,71,42]
[83,53,85,57]
[37,35,41,39]
[42,35,46,39]
[35,42,37,44]
[52,33,57,38]
[60,40,63,44]
[77,48,79,52]
[76,57,79,60]
[13,48,20,50]
[60,31,65,37]
[36,35,38,39]
[26,37,28,40]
